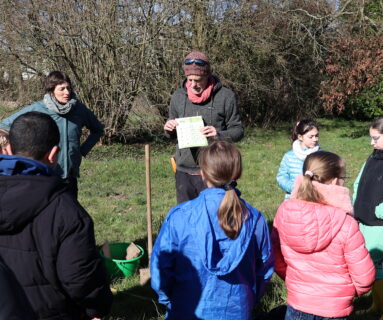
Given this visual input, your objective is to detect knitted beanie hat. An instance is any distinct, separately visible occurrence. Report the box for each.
[183,51,211,76]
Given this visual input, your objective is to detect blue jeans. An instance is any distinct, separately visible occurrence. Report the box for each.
[285,305,348,320]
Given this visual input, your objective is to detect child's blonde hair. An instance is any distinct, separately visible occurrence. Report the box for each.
[198,139,247,240]
[297,151,345,204]
[0,129,9,148]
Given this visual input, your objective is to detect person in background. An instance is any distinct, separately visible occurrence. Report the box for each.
[0,71,104,197]
[353,116,383,320]
[151,139,274,320]
[0,129,9,154]
[0,112,112,320]
[164,51,243,203]
[277,119,319,200]
[273,151,375,320]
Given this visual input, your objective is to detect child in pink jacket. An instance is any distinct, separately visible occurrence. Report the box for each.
[272,151,375,320]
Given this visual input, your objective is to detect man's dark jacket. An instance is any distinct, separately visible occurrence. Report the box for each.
[0,155,113,320]
[166,76,244,174]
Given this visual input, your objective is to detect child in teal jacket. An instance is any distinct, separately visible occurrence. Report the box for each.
[353,116,383,319]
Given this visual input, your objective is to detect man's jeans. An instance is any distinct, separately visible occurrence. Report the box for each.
[285,305,348,320]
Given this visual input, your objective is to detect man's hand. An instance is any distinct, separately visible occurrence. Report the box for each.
[200,126,217,137]
[164,120,178,132]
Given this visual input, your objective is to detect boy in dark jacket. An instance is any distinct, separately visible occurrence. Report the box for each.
[0,111,112,320]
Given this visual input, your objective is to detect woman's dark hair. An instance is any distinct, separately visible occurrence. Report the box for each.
[198,139,247,240]
[44,71,72,94]
[297,151,345,204]
[371,116,383,134]
[291,119,318,142]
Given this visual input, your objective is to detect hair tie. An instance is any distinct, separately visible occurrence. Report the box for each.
[222,180,237,191]
[304,170,314,178]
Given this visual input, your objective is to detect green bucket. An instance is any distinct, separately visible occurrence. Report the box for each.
[100,242,144,278]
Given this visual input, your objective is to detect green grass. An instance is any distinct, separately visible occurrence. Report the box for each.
[79,118,378,319]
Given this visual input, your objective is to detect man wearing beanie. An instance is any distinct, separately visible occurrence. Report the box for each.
[164,50,244,203]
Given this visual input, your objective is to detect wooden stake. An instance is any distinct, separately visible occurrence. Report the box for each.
[140,145,153,285]
[145,144,153,262]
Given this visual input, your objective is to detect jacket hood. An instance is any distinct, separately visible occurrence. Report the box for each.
[0,155,55,176]
[276,199,347,254]
[0,156,66,233]
[187,188,257,276]
[181,75,222,96]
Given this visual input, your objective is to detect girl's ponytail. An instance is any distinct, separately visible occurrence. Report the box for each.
[218,181,247,240]
[297,151,345,204]
[297,170,323,203]
[198,140,246,240]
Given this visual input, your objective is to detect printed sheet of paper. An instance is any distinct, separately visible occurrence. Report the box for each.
[176,116,208,149]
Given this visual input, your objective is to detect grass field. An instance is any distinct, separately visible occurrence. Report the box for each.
[78,118,379,320]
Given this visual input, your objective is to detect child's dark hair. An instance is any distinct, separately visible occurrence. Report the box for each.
[297,151,345,204]
[9,112,60,160]
[198,140,247,240]
[371,116,383,134]
[291,119,318,142]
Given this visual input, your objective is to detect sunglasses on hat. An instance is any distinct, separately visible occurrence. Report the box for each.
[184,59,209,66]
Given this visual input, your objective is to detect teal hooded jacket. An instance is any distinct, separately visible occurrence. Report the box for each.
[0,100,104,179]
[151,187,274,320]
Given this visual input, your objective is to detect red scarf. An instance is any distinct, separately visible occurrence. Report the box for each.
[186,78,215,104]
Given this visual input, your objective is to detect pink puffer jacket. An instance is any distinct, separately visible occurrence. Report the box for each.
[272,195,375,317]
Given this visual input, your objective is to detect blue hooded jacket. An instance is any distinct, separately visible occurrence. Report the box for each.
[151,188,274,320]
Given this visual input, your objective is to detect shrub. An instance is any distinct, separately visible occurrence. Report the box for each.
[345,78,383,119]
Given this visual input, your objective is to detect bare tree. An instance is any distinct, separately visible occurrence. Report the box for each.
[0,0,376,138]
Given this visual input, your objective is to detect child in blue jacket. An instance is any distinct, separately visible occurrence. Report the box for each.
[151,140,274,320]
[277,119,320,199]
